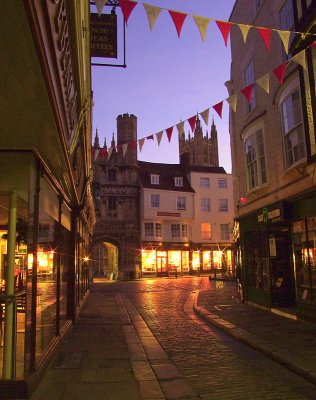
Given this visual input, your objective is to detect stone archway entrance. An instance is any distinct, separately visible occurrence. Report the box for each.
[91,241,118,279]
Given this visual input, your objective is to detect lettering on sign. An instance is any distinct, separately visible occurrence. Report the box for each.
[258,208,281,222]
[90,13,117,58]
[157,212,180,217]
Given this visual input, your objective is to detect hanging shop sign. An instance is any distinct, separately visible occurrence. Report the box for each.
[90,13,117,58]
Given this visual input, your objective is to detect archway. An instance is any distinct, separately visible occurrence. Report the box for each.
[91,241,118,279]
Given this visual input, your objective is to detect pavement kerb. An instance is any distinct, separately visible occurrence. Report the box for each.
[192,291,316,387]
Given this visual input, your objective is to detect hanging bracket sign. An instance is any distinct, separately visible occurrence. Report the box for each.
[90,13,117,58]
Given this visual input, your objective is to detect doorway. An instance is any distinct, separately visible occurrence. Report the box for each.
[156,251,167,276]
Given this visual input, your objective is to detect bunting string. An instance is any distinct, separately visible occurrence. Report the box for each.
[94,44,314,162]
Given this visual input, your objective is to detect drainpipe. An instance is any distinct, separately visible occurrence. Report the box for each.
[2,191,17,380]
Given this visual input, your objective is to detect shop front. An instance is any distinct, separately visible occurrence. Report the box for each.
[0,152,92,397]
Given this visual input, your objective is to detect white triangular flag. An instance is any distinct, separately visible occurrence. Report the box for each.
[108,147,113,159]
[95,0,107,16]
[156,131,163,146]
[292,50,307,70]
[238,24,251,43]
[193,16,211,41]
[256,73,270,94]
[226,93,237,112]
[122,143,128,157]
[200,108,210,126]
[278,30,292,54]
[176,121,185,137]
[143,3,162,31]
[138,138,145,152]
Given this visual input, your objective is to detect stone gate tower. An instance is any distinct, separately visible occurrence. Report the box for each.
[91,113,140,280]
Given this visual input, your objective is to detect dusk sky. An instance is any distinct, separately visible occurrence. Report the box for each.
[92,0,236,173]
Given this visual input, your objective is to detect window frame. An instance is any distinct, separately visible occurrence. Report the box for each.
[244,59,256,113]
[201,198,210,212]
[174,177,183,187]
[200,177,210,188]
[176,196,186,211]
[201,223,211,240]
[145,222,154,237]
[150,194,160,209]
[218,178,228,189]
[220,224,230,240]
[150,174,160,185]
[219,199,228,212]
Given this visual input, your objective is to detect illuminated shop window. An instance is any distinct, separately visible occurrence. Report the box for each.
[202,251,211,270]
[192,251,200,270]
[141,250,157,273]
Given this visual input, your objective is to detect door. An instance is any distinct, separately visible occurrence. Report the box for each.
[269,227,296,307]
[156,257,167,276]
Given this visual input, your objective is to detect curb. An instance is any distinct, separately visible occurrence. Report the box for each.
[193,302,316,387]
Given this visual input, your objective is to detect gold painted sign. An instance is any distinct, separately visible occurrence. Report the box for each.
[90,13,117,58]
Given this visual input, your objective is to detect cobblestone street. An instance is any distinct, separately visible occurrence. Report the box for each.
[101,277,316,399]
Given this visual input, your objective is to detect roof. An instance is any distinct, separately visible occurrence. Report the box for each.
[187,166,227,174]
[138,161,195,192]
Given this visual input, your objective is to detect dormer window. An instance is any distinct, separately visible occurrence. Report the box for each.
[151,174,159,185]
[175,177,183,187]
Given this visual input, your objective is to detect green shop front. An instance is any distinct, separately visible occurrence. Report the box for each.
[238,196,316,321]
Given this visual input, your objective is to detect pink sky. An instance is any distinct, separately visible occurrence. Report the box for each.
[92,0,236,172]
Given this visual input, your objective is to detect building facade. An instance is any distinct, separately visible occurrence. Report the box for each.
[229,0,316,319]
[0,1,94,397]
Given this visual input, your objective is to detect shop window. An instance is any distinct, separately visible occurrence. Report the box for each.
[218,178,227,189]
[244,60,256,113]
[168,251,181,273]
[192,251,200,270]
[201,198,210,212]
[145,222,154,237]
[281,90,305,169]
[177,196,186,210]
[200,177,210,188]
[220,224,230,240]
[141,250,157,273]
[245,129,267,191]
[202,251,211,270]
[219,199,228,212]
[201,223,211,240]
[293,217,316,301]
[175,177,183,187]
[150,194,160,208]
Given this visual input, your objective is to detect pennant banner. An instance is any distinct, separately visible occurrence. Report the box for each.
[215,20,232,47]
[118,0,137,26]
[108,147,113,159]
[256,73,270,94]
[94,149,100,160]
[257,27,272,50]
[199,108,209,126]
[100,147,107,158]
[176,121,185,137]
[166,127,173,142]
[239,24,251,43]
[138,138,145,152]
[278,30,291,54]
[273,63,287,84]
[188,115,197,133]
[212,101,223,119]
[226,93,237,112]
[146,134,154,141]
[292,51,307,70]
[241,83,254,104]
[95,0,107,16]
[168,10,187,38]
[193,16,211,41]
[143,3,162,31]
[156,131,163,146]
[122,143,128,157]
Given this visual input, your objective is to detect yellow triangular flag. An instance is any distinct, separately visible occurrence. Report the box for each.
[108,147,113,159]
[193,16,211,41]
[95,0,107,16]
[200,108,210,126]
[176,121,185,137]
[143,3,162,31]
[256,73,270,94]
[122,143,128,157]
[292,50,307,70]
[94,149,100,160]
[226,93,237,112]
[156,131,163,146]
[238,24,251,43]
[278,30,292,54]
[138,138,145,152]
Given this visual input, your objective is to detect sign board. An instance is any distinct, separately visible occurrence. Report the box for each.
[90,13,117,58]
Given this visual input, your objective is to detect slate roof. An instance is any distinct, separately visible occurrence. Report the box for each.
[138,161,195,193]
[188,166,227,174]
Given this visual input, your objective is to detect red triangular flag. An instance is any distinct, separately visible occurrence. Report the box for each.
[241,83,254,104]
[146,134,154,141]
[116,144,122,153]
[100,147,107,158]
[166,127,173,142]
[130,140,137,151]
[168,10,187,38]
[118,0,137,26]
[188,115,197,133]
[215,20,232,47]
[212,101,224,119]
[273,63,287,84]
[311,42,316,48]
[257,27,272,50]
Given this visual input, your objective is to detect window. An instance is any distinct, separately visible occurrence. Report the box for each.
[171,224,187,238]
[201,198,210,212]
[151,174,159,184]
[177,196,186,210]
[218,178,227,189]
[155,223,162,238]
[145,223,154,237]
[108,169,116,182]
[109,196,117,210]
[281,90,305,168]
[150,194,160,208]
[175,177,183,187]
[279,0,294,60]
[220,224,230,240]
[201,223,211,240]
[245,129,267,190]
[171,224,180,238]
[219,199,228,212]
[200,177,210,188]
[244,60,256,113]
